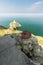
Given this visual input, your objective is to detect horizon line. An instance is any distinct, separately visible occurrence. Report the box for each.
[0,13,43,16]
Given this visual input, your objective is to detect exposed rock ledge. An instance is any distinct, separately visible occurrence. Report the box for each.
[0,34,38,65]
[0,25,7,29]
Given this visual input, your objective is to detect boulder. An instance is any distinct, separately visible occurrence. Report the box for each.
[21,31,31,39]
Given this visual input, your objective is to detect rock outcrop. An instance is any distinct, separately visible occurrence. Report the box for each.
[0,34,37,65]
[17,31,43,58]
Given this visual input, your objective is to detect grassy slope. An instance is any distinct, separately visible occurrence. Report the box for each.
[36,36,43,47]
[32,34,43,47]
[0,29,22,36]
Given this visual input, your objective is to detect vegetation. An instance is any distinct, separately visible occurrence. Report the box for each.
[32,34,43,47]
[0,29,22,36]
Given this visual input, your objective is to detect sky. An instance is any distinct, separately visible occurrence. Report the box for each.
[0,0,43,14]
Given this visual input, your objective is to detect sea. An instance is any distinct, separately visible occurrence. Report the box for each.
[0,14,43,36]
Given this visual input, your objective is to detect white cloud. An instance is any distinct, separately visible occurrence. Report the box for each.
[27,1,43,13]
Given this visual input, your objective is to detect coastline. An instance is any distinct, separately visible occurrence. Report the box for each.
[0,25,43,47]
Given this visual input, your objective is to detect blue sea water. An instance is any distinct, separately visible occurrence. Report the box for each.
[0,15,43,36]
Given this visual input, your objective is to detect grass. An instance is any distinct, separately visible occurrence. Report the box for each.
[0,29,23,36]
[36,36,43,47]
[0,29,6,36]
[32,34,43,47]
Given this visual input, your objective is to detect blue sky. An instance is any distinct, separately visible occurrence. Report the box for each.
[0,0,43,13]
